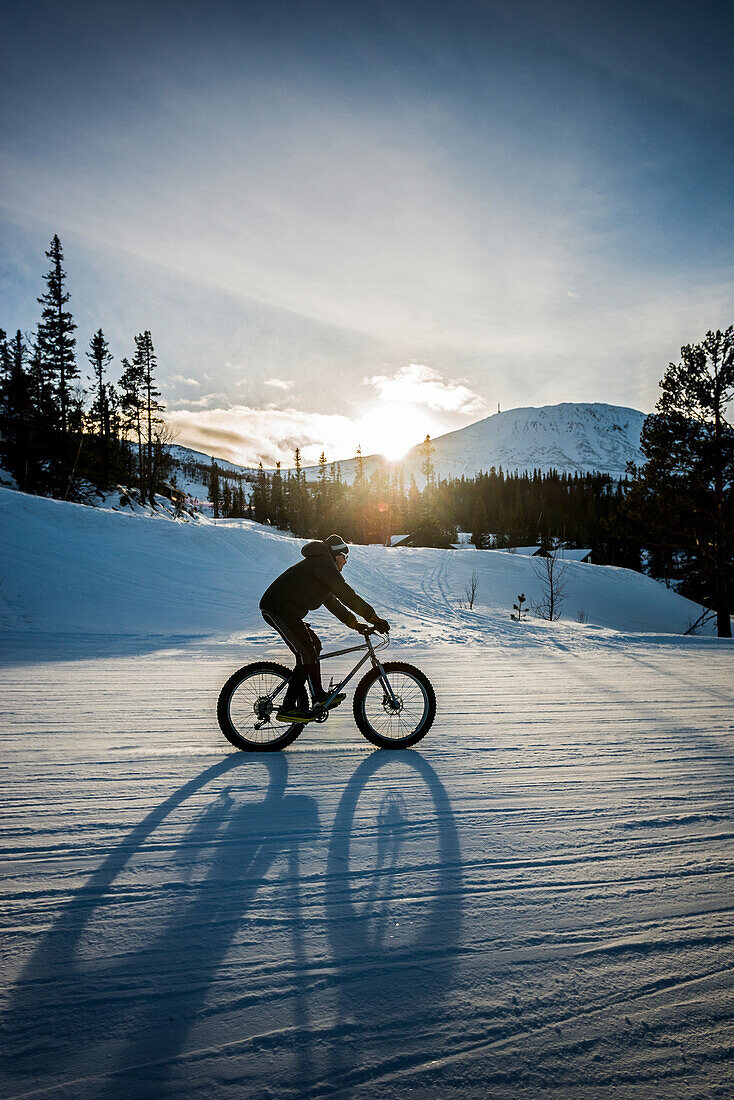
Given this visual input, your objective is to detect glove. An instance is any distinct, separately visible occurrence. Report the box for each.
[372,616,390,634]
[355,622,372,635]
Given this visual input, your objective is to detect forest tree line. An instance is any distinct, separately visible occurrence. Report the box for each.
[208,450,640,568]
[0,235,171,502]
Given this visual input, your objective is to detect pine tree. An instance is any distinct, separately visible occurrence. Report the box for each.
[252,461,269,523]
[354,445,365,488]
[290,447,306,533]
[628,328,734,636]
[208,461,221,518]
[119,355,145,493]
[87,329,112,439]
[133,331,164,503]
[87,329,113,485]
[36,235,78,435]
[419,434,435,489]
[0,330,35,489]
[271,461,284,529]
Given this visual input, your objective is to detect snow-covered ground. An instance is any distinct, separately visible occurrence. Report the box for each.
[1,488,732,1098]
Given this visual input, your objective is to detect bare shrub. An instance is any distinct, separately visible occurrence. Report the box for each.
[684,606,716,635]
[531,552,568,621]
[459,569,479,610]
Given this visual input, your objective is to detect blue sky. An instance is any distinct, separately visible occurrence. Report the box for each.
[1,0,733,464]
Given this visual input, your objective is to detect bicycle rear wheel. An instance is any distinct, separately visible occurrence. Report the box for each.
[353,661,436,749]
[217,661,308,751]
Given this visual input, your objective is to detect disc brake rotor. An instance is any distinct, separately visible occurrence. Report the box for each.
[382,694,403,714]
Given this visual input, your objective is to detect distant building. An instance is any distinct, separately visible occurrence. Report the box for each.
[557,547,593,563]
[499,544,548,557]
[450,531,476,550]
[491,544,593,562]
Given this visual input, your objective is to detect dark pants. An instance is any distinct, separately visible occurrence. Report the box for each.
[261,609,324,708]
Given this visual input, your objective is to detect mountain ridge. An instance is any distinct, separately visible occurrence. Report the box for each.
[168,402,647,487]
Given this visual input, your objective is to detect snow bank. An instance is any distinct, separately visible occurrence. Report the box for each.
[0,486,716,644]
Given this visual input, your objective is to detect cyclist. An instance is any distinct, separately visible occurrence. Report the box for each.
[260,533,390,723]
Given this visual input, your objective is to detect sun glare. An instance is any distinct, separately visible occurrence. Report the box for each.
[355,405,431,463]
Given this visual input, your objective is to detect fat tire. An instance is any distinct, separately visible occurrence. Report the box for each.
[353,661,436,749]
[217,661,308,752]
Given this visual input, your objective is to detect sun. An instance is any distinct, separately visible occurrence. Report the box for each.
[355,405,431,462]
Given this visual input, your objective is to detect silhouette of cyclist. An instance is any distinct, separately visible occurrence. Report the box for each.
[260,534,390,723]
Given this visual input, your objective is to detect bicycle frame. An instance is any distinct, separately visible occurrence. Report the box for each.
[268,631,399,711]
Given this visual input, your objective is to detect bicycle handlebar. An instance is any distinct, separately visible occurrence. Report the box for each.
[356,624,389,636]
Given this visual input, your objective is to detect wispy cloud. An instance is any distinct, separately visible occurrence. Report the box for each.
[166,405,360,467]
[169,392,229,410]
[365,364,486,415]
[168,374,201,387]
[264,378,294,391]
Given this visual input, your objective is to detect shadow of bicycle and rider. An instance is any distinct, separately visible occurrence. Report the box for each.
[2,751,463,1097]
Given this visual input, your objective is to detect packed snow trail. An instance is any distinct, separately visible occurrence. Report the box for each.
[1,489,732,1096]
[2,634,733,1099]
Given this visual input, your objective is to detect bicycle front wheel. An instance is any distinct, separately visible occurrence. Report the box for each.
[217,661,308,751]
[353,661,436,749]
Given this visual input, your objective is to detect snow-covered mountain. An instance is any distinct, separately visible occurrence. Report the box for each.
[306,403,647,484]
[167,403,646,490]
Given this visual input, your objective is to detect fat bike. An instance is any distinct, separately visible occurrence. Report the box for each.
[217,628,436,752]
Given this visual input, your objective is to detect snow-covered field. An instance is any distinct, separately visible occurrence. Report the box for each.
[1,488,733,1098]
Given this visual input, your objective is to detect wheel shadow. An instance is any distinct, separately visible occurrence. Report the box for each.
[1,753,318,1096]
[324,751,463,1094]
[2,751,462,1098]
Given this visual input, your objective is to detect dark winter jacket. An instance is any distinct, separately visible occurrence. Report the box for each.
[260,541,376,630]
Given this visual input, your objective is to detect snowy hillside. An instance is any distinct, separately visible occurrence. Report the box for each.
[167,444,257,479]
[0,485,709,640]
[166,444,256,503]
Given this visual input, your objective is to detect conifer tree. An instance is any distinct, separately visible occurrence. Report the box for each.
[87,329,112,439]
[119,355,145,492]
[0,330,35,489]
[271,461,284,529]
[252,461,269,523]
[87,329,113,484]
[133,331,164,503]
[354,445,365,488]
[628,328,734,636]
[208,461,221,518]
[290,447,306,533]
[36,235,78,435]
[419,434,435,489]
